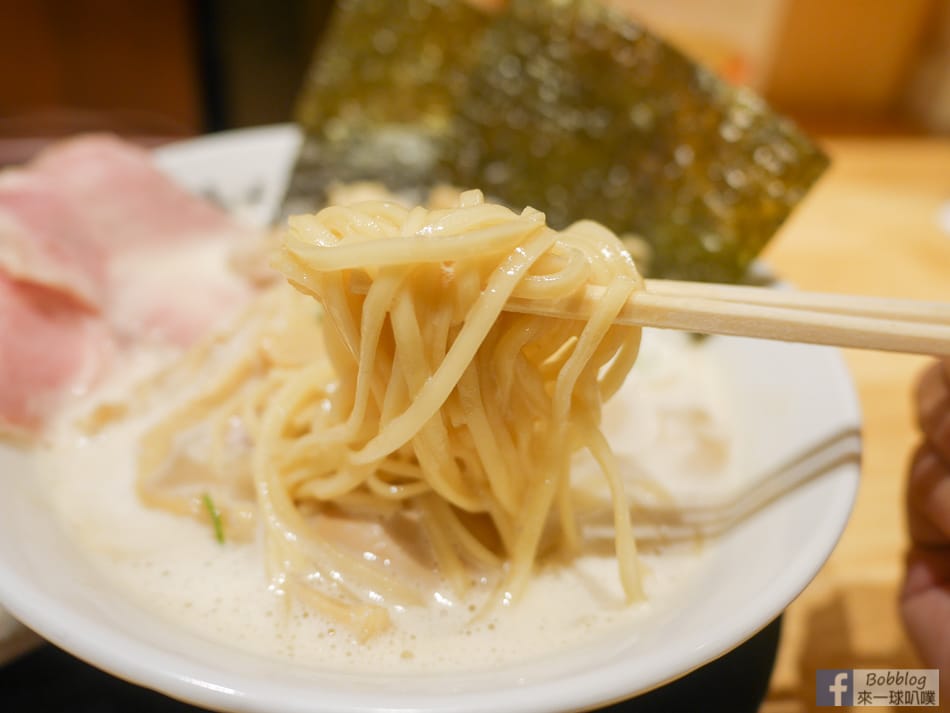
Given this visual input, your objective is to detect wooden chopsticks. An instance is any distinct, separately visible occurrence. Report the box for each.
[646,280,950,324]
[504,280,950,356]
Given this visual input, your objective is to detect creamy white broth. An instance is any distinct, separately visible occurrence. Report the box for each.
[35,330,732,672]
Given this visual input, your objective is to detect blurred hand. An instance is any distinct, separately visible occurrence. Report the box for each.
[901,358,950,675]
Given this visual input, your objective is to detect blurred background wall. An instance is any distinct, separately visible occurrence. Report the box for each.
[622,0,949,133]
[0,0,331,163]
[0,0,947,164]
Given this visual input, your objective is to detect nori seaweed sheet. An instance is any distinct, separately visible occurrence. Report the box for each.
[286,0,829,283]
[285,0,491,215]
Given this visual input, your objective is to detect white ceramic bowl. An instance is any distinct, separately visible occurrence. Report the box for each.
[0,126,861,712]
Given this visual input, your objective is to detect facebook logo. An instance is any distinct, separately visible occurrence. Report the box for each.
[817,669,853,706]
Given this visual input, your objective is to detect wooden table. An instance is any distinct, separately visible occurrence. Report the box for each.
[759,137,950,711]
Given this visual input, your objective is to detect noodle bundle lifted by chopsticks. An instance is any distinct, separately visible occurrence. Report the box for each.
[138,190,645,640]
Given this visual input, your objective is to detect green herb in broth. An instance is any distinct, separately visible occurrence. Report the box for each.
[202,492,226,545]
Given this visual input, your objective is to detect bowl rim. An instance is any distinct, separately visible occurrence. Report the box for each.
[0,125,862,713]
